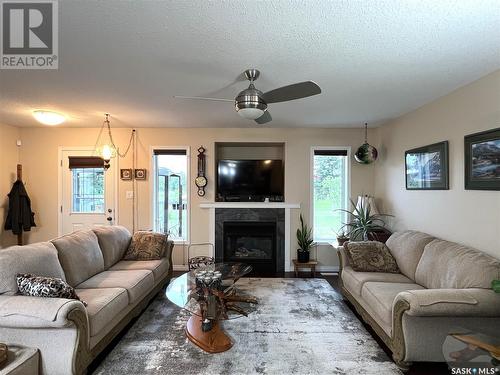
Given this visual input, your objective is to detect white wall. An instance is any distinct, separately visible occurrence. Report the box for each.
[0,123,21,248]
[16,127,376,269]
[374,70,500,258]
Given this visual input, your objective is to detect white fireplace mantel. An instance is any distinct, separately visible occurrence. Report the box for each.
[200,202,300,209]
[200,202,301,272]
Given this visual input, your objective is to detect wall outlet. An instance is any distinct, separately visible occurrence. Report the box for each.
[126,191,134,199]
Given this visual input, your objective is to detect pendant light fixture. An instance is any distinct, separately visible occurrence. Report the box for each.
[354,122,378,164]
[93,114,135,169]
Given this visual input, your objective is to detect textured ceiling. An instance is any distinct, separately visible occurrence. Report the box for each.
[0,0,499,128]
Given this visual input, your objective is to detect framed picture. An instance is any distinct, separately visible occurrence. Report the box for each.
[464,128,500,190]
[134,169,147,180]
[120,169,133,180]
[405,141,449,190]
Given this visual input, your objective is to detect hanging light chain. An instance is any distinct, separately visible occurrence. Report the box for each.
[364,122,368,144]
[104,114,135,158]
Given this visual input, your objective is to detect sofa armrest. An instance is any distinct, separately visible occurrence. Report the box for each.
[394,288,500,317]
[0,295,87,328]
[337,246,350,270]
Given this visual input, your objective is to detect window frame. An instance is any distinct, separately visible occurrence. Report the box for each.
[310,146,351,244]
[151,146,191,245]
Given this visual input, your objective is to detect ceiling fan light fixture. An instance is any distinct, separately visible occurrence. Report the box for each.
[236,107,265,120]
[174,68,322,124]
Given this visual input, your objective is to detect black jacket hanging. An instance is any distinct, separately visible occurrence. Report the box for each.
[4,180,36,235]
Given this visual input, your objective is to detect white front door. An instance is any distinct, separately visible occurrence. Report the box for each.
[60,149,117,235]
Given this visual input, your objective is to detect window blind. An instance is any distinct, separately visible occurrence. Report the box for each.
[153,149,187,155]
[68,156,104,169]
[313,149,348,156]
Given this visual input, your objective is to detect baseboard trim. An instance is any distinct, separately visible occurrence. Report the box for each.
[173,265,189,271]
[317,265,339,272]
[173,264,338,272]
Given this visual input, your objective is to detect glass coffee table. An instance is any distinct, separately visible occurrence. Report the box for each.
[166,263,257,353]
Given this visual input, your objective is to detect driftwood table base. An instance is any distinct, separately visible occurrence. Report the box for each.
[185,315,233,353]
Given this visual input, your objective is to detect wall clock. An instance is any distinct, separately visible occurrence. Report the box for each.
[195,146,207,196]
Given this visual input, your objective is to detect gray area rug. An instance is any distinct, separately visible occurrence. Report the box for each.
[94,278,401,375]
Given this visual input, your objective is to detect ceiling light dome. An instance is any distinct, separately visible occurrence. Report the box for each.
[235,84,267,120]
[32,110,66,125]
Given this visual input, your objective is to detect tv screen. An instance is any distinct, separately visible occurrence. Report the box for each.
[218,159,284,197]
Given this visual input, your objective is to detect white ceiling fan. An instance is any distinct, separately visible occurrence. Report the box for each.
[174,69,321,124]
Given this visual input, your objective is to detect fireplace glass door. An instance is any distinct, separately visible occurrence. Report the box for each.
[223,221,276,274]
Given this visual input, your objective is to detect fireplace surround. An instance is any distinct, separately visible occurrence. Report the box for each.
[200,202,301,273]
[215,208,285,275]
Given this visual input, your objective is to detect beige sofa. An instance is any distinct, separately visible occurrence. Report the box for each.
[338,230,500,370]
[0,226,173,375]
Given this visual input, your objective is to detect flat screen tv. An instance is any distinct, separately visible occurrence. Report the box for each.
[217,159,284,198]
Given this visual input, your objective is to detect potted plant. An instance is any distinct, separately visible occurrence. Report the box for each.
[336,230,350,246]
[296,214,315,263]
[337,199,393,242]
[493,280,500,293]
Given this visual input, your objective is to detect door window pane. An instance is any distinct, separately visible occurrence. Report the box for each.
[312,151,348,242]
[154,151,188,242]
[72,168,105,213]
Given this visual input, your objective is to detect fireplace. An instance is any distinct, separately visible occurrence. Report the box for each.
[223,222,276,274]
[215,208,285,275]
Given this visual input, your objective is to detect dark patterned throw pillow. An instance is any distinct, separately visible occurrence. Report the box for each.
[123,231,167,261]
[344,241,400,273]
[16,273,87,306]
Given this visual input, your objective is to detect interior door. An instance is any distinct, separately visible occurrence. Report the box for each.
[60,149,116,235]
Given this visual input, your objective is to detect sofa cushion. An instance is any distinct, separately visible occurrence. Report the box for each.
[76,270,154,304]
[109,259,169,282]
[75,288,128,336]
[344,241,399,273]
[385,231,435,280]
[415,239,500,289]
[341,266,414,296]
[361,281,425,326]
[0,242,66,295]
[123,231,167,261]
[92,226,132,269]
[51,230,105,287]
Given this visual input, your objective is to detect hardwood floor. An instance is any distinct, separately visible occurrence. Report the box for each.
[89,271,450,374]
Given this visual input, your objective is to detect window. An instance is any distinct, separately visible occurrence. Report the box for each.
[311,148,349,242]
[153,149,189,242]
[72,168,105,213]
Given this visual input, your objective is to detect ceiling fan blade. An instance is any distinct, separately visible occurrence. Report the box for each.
[255,111,272,124]
[262,81,321,104]
[173,96,234,102]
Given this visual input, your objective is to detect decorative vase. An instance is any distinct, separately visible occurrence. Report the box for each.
[367,229,392,243]
[337,237,349,246]
[297,249,310,263]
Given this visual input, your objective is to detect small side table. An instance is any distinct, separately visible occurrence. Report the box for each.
[0,344,39,375]
[292,259,318,277]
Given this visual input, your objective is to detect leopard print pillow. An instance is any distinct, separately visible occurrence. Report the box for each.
[123,231,167,260]
[16,273,87,306]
